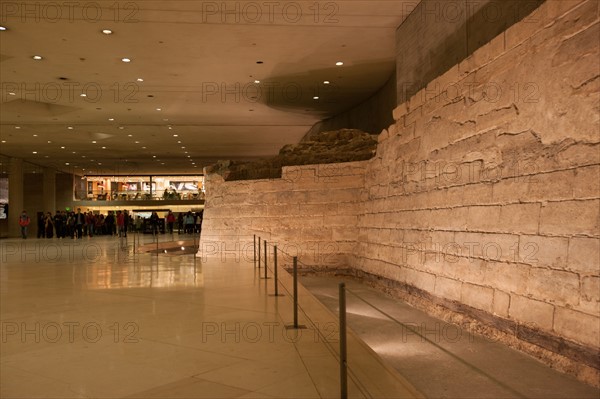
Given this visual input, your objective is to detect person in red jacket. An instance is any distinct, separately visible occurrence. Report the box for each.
[116,210,125,238]
[18,210,30,239]
[166,211,175,235]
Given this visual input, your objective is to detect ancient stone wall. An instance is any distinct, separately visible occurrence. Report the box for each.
[201,0,599,382]
[358,0,599,380]
[201,161,367,268]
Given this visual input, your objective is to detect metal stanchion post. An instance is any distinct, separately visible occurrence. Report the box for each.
[285,256,306,330]
[253,235,256,268]
[274,246,278,295]
[339,282,348,399]
[263,240,268,279]
[293,256,298,328]
[258,237,261,269]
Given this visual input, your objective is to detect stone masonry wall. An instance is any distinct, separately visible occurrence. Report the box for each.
[201,0,599,382]
[358,0,599,379]
[201,161,367,268]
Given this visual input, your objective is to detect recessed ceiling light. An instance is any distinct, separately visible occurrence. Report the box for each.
[101,146,106,149]
[92,140,97,144]
[161,163,165,165]
[119,126,124,129]
[137,78,144,82]
[323,81,330,84]
[152,155,156,158]
[335,61,344,66]
[67,126,73,129]
[127,134,132,137]
[47,140,52,143]
[134,141,139,144]
[156,108,162,111]
[60,146,65,149]
[181,146,185,149]
[8,92,15,96]
[254,80,260,84]
[80,93,86,97]
[73,151,77,154]
[15,126,20,129]
[184,151,188,154]
[1,140,6,143]
[102,29,112,35]
[162,118,168,121]
[82,155,86,158]
[187,155,191,158]
[65,162,70,165]
[313,96,319,100]
[33,134,38,137]
[121,58,131,63]
[32,151,37,154]
[142,146,146,149]
[177,141,181,143]
[44,156,49,158]
[33,55,43,60]
[108,118,114,121]
[168,126,172,130]
[0,26,7,31]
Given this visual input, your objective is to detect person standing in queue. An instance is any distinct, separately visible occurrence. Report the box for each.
[18,210,31,239]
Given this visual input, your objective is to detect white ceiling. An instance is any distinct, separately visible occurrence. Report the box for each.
[0,1,413,175]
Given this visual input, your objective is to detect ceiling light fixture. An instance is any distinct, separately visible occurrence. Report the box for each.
[313,96,319,100]
[108,118,114,121]
[67,126,73,129]
[32,151,37,154]
[323,81,330,84]
[156,108,161,111]
[33,55,43,60]
[254,80,260,84]
[335,61,344,66]
[0,26,7,31]
[102,29,113,35]
[137,78,144,82]
[121,58,131,63]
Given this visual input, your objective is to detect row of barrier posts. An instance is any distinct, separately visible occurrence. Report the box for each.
[253,235,348,399]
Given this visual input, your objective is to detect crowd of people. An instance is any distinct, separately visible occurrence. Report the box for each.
[21,209,203,239]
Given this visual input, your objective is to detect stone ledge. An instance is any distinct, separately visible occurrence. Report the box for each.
[295,267,600,387]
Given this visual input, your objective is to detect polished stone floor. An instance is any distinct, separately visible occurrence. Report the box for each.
[0,235,418,398]
[300,276,600,399]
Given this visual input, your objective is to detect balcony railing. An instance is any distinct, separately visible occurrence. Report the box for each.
[75,190,205,202]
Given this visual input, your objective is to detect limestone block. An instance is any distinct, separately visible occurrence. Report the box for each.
[392,103,409,121]
[484,261,530,294]
[461,283,494,313]
[519,234,569,268]
[454,232,519,263]
[443,257,486,285]
[526,267,580,306]
[553,307,600,348]
[525,170,574,202]
[491,178,529,204]
[268,204,300,217]
[572,165,600,199]
[509,294,555,331]
[331,227,360,242]
[567,237,600,274]
[404,106,423,128]
[431,206,469,231]
[378,129,390,143]
[578,276,600,315]
[323,215,358,227]
[498,203,541,234]
[493,289,511,318]
[466,205,502,232]
[434,276,462,302]
[405,268,436,293]
[540,200,600,236]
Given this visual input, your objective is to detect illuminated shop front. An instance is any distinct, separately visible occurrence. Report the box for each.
[75,174,205,202]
